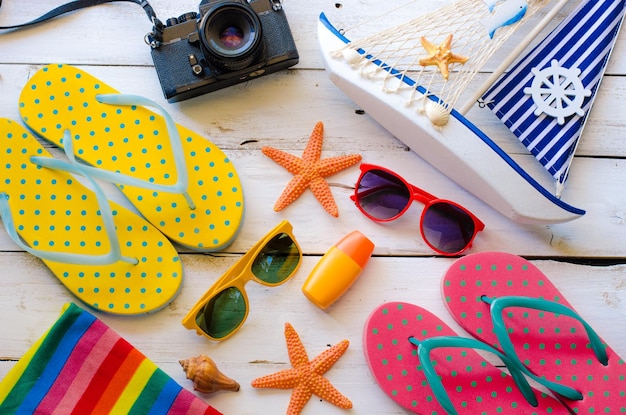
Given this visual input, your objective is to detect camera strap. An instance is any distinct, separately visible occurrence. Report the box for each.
[0,0,160,30]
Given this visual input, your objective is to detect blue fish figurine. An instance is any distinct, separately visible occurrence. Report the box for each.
[483,0,499,12]
[481,0,528,38]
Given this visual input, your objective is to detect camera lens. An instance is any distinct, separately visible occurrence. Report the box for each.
[200,4,263,71]
[219,26,245,49]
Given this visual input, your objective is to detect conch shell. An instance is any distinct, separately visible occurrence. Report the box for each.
[179,354,240,394]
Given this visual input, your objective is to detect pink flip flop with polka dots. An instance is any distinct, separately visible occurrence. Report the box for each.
[442,252,626,414]
[363,302,570,414]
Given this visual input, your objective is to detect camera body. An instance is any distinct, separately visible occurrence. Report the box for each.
[151,0,299,102]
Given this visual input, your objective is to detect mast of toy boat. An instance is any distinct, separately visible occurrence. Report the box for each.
[459,0,571,115]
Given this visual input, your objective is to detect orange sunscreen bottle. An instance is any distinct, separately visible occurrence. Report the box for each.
[302,230,375,310]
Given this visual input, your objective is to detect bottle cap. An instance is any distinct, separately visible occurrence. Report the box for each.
[335,230,375,267]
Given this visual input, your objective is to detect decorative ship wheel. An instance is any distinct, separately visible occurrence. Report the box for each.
[524,59,592,125]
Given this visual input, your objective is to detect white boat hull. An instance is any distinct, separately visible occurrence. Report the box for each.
[318,13,585,225]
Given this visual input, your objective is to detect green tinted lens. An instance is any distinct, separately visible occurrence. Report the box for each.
[195,286,246,339]
[251,232,300,284]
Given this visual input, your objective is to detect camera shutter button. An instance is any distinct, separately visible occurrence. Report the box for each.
[177,12,198,23]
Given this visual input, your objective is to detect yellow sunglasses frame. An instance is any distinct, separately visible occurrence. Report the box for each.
[182,220,301,341]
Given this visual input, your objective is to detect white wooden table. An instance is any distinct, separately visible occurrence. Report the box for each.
[1,1,625,414]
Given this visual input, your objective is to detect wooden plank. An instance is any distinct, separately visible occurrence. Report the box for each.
[1,1,625,413]
[0,254,624,414]
[1,64,625,157]
[0,146,625,257]
[1,1,625,73]
[0,65,625,256]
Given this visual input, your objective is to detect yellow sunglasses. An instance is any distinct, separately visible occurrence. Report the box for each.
[182,220,301,341]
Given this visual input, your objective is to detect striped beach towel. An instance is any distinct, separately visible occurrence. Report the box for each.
[0,303,222,415]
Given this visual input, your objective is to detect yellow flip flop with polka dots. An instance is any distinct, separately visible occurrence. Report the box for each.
[19,64,244,252]
[0,118,182,315]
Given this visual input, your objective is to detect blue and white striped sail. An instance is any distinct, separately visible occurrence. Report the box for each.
[483,0,625,193]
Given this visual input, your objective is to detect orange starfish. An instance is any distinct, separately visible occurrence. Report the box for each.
[419,33,469,80]
[251,322,352,415]
[262,121,362,217]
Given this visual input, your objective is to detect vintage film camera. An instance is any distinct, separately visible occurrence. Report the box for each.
[151,0,299,102]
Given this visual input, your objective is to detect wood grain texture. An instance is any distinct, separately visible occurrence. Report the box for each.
[0,1,625,414]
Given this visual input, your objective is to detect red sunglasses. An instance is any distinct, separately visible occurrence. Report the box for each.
[351,164,485,255]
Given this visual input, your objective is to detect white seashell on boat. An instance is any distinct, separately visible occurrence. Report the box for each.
[341,48,364,66]
[424,100,450,127]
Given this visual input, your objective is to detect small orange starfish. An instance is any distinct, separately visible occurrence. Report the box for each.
[419,33,469,80]
[262,121,362,217]
[251,322,352,415]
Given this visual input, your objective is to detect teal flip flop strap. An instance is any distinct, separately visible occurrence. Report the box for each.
[483,295,607,400]
[1,130,138,266]
[34,93,195,210]
[408,335,538,415]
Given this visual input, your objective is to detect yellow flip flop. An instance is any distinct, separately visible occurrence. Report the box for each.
[19,64,244,251]
[0,118,183,315]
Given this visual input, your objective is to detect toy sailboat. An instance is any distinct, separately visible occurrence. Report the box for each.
[318,0,625,224]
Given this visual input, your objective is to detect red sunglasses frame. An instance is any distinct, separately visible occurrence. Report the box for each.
[350,163,485,255]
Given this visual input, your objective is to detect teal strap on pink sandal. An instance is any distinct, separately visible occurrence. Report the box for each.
[442,251,626,414]
[484,294,608,366]
[483,295,591,400]
[364,301,571,414]
[408,335,539,414]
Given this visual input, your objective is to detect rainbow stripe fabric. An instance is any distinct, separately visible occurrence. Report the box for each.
[0,303,222,415]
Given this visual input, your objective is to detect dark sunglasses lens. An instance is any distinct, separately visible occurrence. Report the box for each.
[422,202,476,254]
[251,232,300,284]
[195,286,246,339]
[356,169,411,219]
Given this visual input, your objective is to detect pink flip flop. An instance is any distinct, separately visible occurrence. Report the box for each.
[363,302,570,414]
[442,252,626,414]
